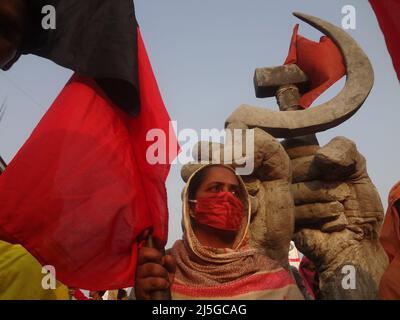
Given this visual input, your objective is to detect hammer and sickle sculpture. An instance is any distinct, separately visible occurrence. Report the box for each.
[229,13,387,300]
[225,12,374,138]
[183,12,388,299]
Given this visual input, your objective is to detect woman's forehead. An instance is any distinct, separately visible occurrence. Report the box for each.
[200,166,239,185]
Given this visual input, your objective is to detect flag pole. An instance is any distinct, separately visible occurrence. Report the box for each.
[0,156,6,173]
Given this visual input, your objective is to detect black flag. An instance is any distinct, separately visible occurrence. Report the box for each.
[2,0,140,115]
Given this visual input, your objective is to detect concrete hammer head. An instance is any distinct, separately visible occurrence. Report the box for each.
[254,64,309,98]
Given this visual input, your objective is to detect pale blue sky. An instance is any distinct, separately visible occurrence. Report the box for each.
[0,0,399,247]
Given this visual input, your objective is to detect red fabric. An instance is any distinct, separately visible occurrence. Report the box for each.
[379,181,400,300]
[74,289,90,301]
[194,192,244,231]
[299,256,316,299]
[0,27,178,290]
[370,0,400,81]
[380,181,400,263]
[284,24,346,108]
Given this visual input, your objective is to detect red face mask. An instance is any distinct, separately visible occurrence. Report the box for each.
[191,192,244,231]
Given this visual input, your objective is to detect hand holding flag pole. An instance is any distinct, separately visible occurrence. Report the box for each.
[146,234,172,300]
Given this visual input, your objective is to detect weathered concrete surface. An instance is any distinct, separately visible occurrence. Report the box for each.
[287,136,388,299]
[254,64,309,98]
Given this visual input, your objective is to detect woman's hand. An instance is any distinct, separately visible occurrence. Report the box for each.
[134,247,176,300]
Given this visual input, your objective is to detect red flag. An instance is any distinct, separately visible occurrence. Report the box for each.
[73,289,90,301]
[370,0,400,81]
[0,27,178,290]
[284,24,346,109]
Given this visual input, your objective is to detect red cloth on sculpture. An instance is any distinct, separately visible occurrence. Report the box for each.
[284,24,346,108]
[0,28,178,290]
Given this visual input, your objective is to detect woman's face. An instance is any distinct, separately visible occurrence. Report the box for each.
[189,166,245,248]
[194,166,241,201]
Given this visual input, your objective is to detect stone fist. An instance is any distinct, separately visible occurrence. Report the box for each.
[286,136,388,299]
